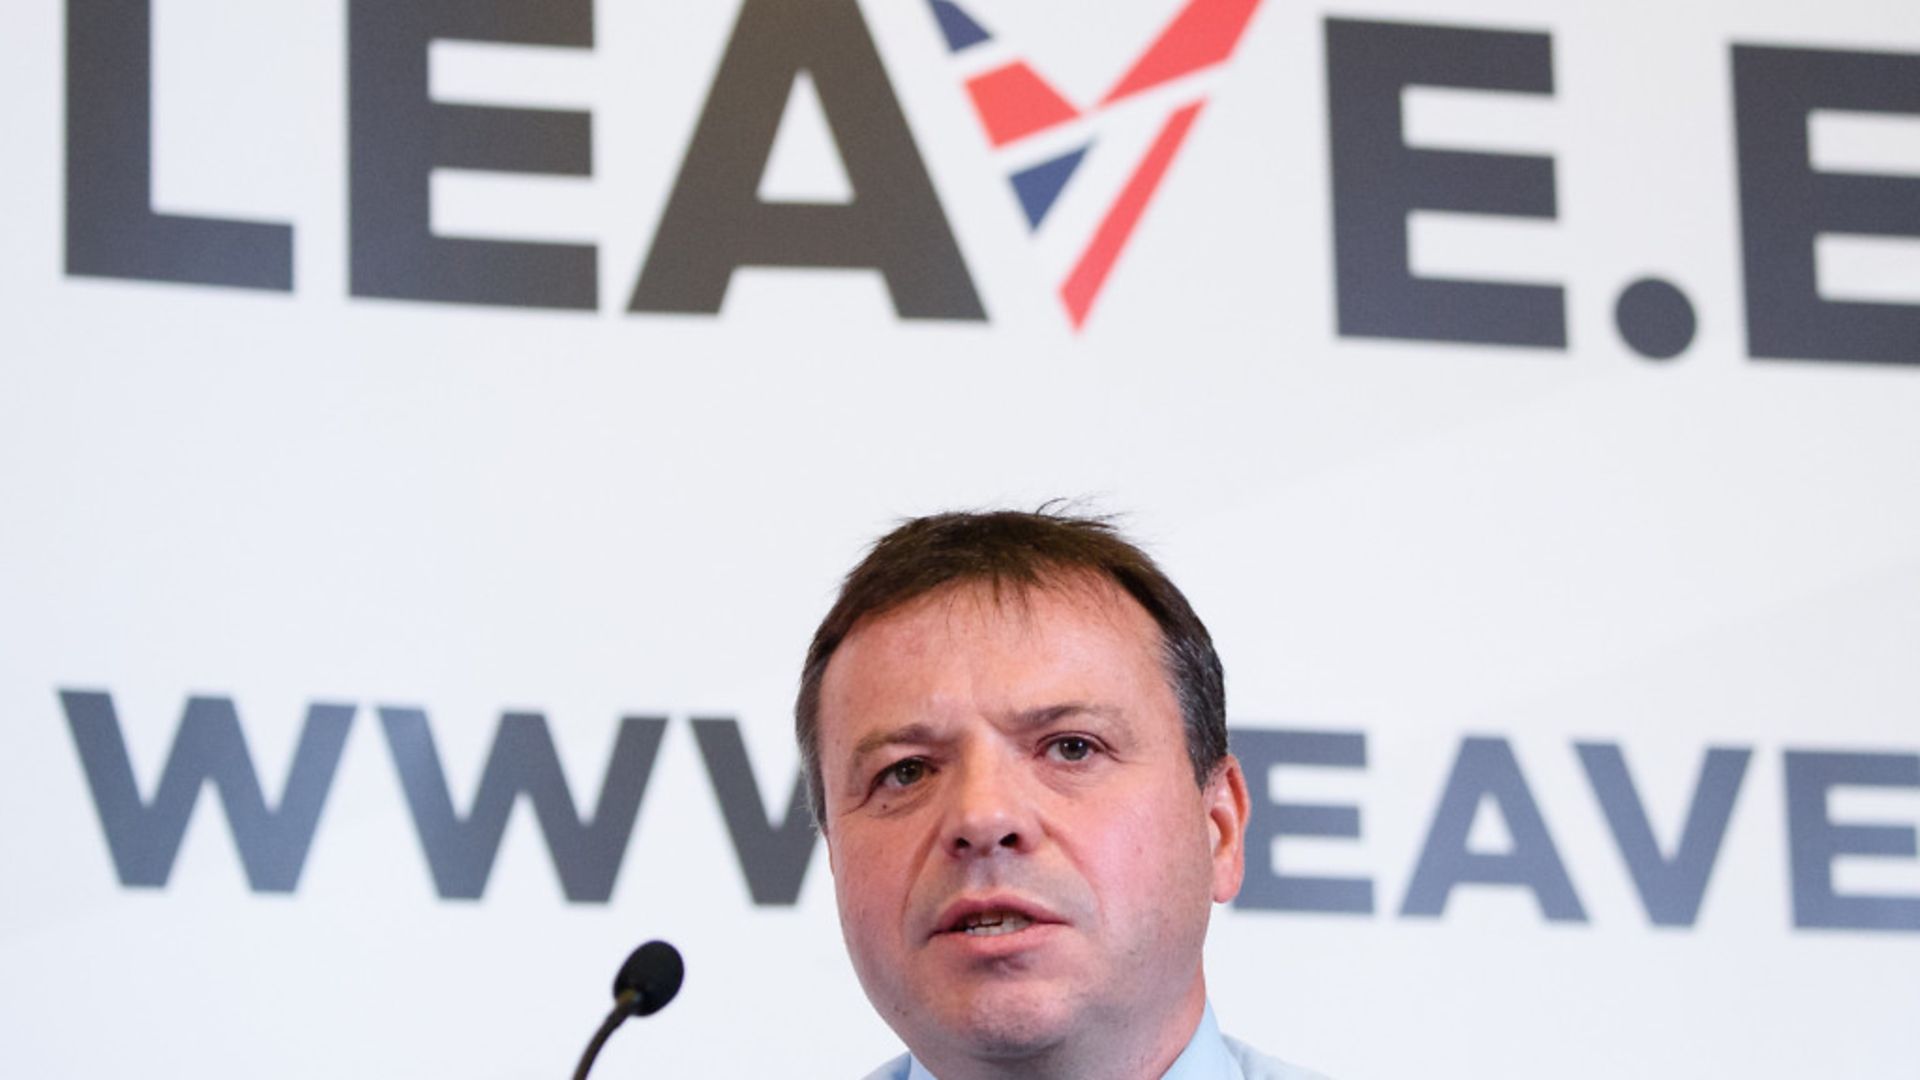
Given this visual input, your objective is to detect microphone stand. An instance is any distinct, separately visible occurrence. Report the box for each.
[572,990,641,1080]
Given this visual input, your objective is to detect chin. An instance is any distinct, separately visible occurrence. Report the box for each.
[931,981,1079,1060]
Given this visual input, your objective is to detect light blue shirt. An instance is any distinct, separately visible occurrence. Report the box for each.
[859,1003,1330,1080]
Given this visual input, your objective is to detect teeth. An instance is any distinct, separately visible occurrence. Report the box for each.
[960,911,1034,936]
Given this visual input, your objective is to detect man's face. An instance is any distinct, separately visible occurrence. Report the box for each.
[816,579,1248,1070]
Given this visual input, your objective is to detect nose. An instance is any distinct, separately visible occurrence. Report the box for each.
[943,752,1035,858]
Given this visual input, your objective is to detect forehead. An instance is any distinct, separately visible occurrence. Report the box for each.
[816,576,1175,743]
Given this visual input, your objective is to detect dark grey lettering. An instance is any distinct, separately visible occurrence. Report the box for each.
[348,0,597,308]
[1785,750,1920,931]
[61,690,351,891]
[378,708,664,902]
[1325,18,1563,348]
[1401,737,1586,921]
[692,718,818,906]
[630,0,983,320]
[1734,45,1920,364]
[65,0,293,289]
[1230,728,1373,914]
[1577,742,1751,927]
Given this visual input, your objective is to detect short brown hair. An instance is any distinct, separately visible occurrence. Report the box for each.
[795,507,1227,828]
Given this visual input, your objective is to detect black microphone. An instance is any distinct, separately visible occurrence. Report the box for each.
[572,940,684,1080]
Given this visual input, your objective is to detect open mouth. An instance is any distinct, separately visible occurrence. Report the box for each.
[952,910,1036,937]
[932,894,1060,942]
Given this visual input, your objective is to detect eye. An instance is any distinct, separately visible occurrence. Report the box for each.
[1045,735,1097,763]
[876,757,930,790]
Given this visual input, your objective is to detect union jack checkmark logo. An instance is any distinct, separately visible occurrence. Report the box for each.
[925,0,1265,328]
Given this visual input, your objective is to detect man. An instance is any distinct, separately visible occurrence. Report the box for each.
[796,509,1328,1080]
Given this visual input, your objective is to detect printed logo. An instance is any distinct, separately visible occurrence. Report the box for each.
[925,0,1265,327]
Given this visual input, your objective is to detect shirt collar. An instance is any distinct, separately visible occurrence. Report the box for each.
[903,1003,1238,1080]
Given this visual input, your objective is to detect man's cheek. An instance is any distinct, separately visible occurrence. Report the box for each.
[838,863,898,947]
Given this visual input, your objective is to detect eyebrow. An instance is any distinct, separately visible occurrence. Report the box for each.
[852,722,941,760]
[848,702,1128,760]
[1006,701,1126,732]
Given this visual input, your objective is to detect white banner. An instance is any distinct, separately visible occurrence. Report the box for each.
[3,1,1917,1077]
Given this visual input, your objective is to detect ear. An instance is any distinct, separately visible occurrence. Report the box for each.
[1205,754,1251,904]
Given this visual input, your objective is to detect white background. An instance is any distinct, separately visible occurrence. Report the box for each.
[3,1,1917,1077]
